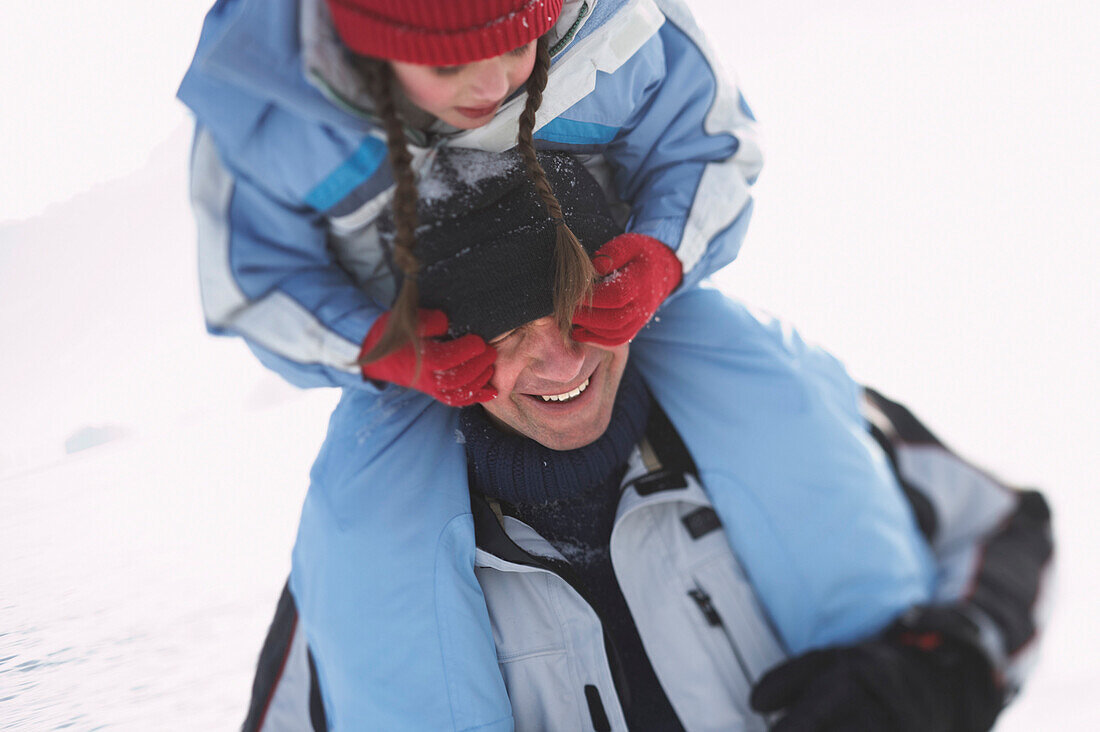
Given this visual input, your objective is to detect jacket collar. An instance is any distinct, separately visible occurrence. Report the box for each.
[471,397,706,561]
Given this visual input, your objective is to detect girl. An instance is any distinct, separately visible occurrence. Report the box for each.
[177,0,787,727]
[179,0,758,400]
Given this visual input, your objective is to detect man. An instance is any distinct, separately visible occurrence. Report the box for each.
[243,151,1052,731]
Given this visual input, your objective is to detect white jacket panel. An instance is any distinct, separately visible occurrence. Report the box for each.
[474,447,786,731]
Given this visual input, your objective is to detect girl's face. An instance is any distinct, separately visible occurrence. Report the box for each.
[390,41,537,130]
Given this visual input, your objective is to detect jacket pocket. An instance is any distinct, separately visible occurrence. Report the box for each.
[684,579,755,715]
[499,650,590,732]
[691,555,788,686]
[676,550,787,731]
[477,568,569,660]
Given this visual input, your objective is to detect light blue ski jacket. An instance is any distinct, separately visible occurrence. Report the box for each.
[177,0,762,390]
[291,289,937,731]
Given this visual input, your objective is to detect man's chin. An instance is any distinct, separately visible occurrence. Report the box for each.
[483,401,614,451]
[507,387,617,451]
[538,422,610,452]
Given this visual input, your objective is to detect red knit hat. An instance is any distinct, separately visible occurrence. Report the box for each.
[326,0,565,66]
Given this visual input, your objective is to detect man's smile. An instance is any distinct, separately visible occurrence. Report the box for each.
[538,377,590,402]
[517,363,602,412]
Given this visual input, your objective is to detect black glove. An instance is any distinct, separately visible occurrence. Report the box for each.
[750,606,1004,732]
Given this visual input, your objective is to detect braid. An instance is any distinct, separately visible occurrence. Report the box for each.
[517,36,596,338]
[356,58,423,367]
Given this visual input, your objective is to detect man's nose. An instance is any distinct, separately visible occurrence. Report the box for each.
[468,58,511,100]
[526,319,585,383]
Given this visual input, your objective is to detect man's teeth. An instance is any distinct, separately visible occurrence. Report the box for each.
[540,377,590,402]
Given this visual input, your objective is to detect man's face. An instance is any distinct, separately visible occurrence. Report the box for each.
[482,317,629,451]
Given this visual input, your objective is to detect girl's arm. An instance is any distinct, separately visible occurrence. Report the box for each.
[189,126,382,390]
[178,0,401,391]
[190,126,496,404]
[539,0,763,294]
[608,4,762,292]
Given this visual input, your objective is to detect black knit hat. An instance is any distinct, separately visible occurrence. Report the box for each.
[380,148,622,340]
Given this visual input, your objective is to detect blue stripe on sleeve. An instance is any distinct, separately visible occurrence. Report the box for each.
[304,136,388,211]
[535,117,620,146]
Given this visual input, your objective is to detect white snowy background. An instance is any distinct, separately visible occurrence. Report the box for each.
[1,0,1096,728]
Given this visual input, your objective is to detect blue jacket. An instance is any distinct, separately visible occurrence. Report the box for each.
[291,289,937,730]
[177,0,762,389]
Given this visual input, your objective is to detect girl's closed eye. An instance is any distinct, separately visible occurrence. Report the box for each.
[431,64,465,77]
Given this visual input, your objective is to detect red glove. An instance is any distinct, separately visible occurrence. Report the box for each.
[359,309,497,407]
[572,233,683,347]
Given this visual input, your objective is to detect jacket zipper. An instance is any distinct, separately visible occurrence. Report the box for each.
[689,584,779,731]
[688,583,757,688]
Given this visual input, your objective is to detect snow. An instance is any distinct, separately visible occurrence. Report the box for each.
[418,149,521,206]
[2,1,1098,729]
[415,172,455,202]
[453,150,521,190]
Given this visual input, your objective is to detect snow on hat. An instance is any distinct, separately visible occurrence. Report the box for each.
[326,0,564,66]
[378,149,621,340]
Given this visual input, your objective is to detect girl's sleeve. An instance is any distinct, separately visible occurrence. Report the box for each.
[601,0,764,292]
[862,388,1055,700]
[188,125,386,390]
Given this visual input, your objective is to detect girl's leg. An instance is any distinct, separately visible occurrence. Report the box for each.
[289,386,509,730]
[632,287,935,654]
